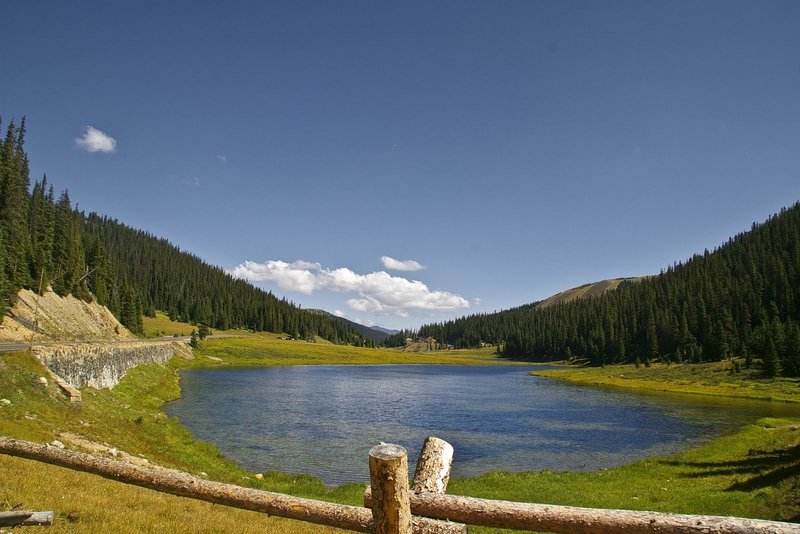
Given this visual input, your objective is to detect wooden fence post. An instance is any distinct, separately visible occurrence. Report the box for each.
[412,437,454,496]
[369,443,412,534]
[366,438,466,534]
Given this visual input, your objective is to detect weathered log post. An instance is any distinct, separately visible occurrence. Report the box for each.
[412,437,454,495]
[369,443,412,534]
[0,510,54,527]
[366,438,466,534]
[411,437,465,533]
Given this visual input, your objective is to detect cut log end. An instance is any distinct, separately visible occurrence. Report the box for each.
[369,443,408,462]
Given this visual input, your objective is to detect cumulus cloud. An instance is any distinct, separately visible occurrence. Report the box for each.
[380,256,425,272]
[229,260,469,316]
[75,126,117,153]
[217,154,227,164]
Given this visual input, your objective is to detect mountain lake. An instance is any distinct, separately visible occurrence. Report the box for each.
[164,364,800,486]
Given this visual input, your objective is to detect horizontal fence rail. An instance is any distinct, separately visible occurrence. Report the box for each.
[0,436,457,533]
[2,434,800,533]
[0,510,54,527]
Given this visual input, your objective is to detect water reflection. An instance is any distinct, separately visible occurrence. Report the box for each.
[165,364,799,486]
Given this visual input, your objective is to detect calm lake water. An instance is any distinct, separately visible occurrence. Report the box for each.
[164,364,799,486]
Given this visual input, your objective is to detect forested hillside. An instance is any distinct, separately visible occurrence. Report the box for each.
[0,118,364,344]
[400,204,800,377]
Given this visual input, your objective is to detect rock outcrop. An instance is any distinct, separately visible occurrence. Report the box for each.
[34,341,186,389]
[0,289,133,342]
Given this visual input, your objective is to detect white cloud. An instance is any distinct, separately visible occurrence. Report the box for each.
[229,260,320,294]
[229,259,469,317]
[381,256,425,272]
[217,155,227,164]
[75,126,117,153]
[334,309,346,317]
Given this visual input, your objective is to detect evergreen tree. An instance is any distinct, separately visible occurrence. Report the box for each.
[85,237,109,304]
[0,118,32,299]
[29,175,56,291]
[198,323,210,340]
[51,190,74,296]
[763,337,781,378]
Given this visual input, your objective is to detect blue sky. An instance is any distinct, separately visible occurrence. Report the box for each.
[4,1,800,330]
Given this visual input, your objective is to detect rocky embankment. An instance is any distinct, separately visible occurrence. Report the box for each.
[2,289,189,390]
[34,341,188,389]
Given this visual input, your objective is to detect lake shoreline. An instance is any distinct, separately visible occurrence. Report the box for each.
[170,362,770,486]
[3,340,800,531]
[533,360,800,404]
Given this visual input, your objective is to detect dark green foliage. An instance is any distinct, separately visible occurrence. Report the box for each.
[81,213,363,342]
[85,236,110,305]
[412,203,800,378]
[763,338,781,378]
[29,175,55,292]
[119,282,143,335]
[198,324,210,340]
[0,118,33,300]
[0,118,365,345]
[189,329,199,349]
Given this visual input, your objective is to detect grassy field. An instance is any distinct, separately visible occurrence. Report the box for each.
[141,311,254,339]
[183,334,507,368]
[141,311,196,337]
[2,336,800,532]
[534,359,800,404]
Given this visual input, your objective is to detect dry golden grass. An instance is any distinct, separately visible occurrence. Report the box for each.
[0,455,348,533]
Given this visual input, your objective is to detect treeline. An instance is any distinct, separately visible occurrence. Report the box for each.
[0,117,364,344]
[404,203,800,377]
[83,213,364,343]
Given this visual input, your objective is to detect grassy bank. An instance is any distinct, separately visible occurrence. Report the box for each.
[183,335,507,368]
[534,360,800,404]
[2,339,800,532]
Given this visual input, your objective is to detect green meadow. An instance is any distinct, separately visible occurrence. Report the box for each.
[534,359,800,404]
[2,334,799,533]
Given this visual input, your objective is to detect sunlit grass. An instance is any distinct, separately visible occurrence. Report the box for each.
[183,335,511,368]
[453,417,800,533]
[141,311,196,337]
[534,360,800,403]
[0,454,350,534]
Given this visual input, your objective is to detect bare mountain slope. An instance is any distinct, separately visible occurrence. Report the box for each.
[0,289,133,342]
[536,277,643,309]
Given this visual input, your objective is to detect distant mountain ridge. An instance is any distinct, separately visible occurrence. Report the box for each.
[370,326,400,335]
[536,277,643,308]
[306,309,394,343]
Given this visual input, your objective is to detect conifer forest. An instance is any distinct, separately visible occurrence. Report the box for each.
[3,118,800,377]
[0,118,365,344]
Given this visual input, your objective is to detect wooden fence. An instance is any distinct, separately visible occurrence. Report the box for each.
[1,434,799,533]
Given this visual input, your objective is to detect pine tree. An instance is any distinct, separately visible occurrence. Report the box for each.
[29,175,55,291]
[51,190,73,295]
[85,237,109,304]
[763,337,781,378]
[0,118,33,298]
